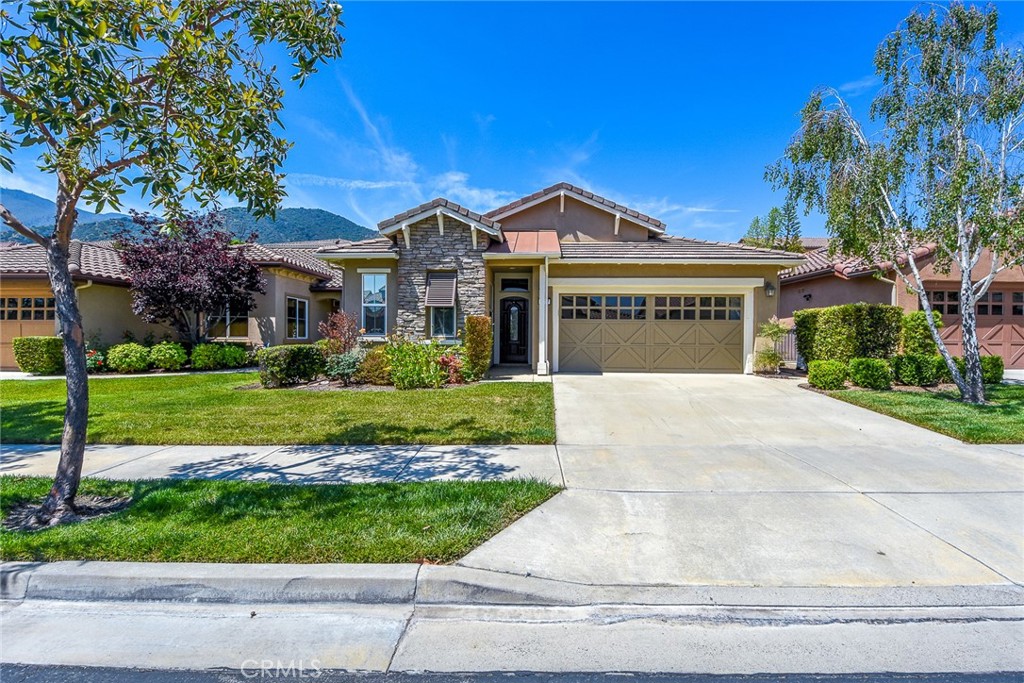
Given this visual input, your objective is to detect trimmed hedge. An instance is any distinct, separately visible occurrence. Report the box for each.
[808,359,849,390]
[257,344,325,388]
[981,355,1005,384]
[463,315,493,381]
[220,344,249,369]
[901,310,943,355]
[12,336,64,375]
[190,343,224,370]
[794,304,902,363]
[891,354,942,387]
[148,342,188,371]
[849,358,892,390]
[106,343,151,374]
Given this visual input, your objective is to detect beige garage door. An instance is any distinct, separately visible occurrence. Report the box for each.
[558,294,744,373]
[0,291,58,369]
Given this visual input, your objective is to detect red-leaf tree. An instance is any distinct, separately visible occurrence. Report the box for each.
[117,213,266,344]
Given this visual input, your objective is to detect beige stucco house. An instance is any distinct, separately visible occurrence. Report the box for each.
[779,239,1024,369]
[317,183,804,374]
[0,239,345,369]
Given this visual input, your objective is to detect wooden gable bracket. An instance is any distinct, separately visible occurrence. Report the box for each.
[436,209,444,235]
[560,191,565,214]
[471,226,478,250]
[614,214,621,236]
[401,224,411,249]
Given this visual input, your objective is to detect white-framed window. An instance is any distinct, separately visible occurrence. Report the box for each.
[207,304,249,339]
[362,273,387,336]
[431,307,456,339]
[286,297,308,340]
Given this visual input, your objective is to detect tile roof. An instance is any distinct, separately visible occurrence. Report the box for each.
[486,230,561,256]
[780,244,937,282]
[261,238,352,250]
[1,240,345,291]
[316,236,398,255]
[0,240,129,283]
[377,198,497,231]
[556,236,805,262]
[799,236,831,250]
[485,182,667,232]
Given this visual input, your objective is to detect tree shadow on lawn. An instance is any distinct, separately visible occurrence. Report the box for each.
[0,401,66,443]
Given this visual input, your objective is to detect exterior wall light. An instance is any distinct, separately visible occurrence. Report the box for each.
[764,282,777,297]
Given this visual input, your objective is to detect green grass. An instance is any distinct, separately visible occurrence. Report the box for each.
[0,373,555,445]
[0,476,560,563]
[830,383,1024,444]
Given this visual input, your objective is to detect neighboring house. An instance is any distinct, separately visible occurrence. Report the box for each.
[0,239,345,369]
[779,238,1024,368]
[316,183,804,374]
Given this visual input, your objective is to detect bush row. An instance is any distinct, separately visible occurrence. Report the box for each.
[13,336,253,375]
[808,354,1005,390]
[794,303,904,363]
[256,315,495,390]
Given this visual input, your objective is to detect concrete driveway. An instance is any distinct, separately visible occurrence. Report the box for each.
[459,374,1024,592]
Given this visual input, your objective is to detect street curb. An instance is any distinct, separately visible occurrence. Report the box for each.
[4,561,1023,608]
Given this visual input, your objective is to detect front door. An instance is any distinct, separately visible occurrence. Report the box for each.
[500,297,529,364]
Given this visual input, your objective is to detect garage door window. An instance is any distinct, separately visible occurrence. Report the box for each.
[560,295,646,321]
[1,297,56,321]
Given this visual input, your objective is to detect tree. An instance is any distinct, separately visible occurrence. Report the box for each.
[767,3,1023,404]
[744,204,802,251]
[117,213,266,344]
[0,1,344,524]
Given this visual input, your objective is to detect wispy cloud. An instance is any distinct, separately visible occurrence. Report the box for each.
[838,74,881,97]
[430,171,518,211]
[287,174,417,192]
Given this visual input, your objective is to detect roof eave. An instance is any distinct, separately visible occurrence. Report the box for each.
[487,189,666,234]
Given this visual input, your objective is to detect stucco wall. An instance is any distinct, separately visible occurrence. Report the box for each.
[779,275,894,319]
[78,283,175,345]
[496,195,650,242]
[337,258,399,336]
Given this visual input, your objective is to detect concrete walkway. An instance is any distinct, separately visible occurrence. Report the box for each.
[0,444,562,484]
[459,373,1024,590]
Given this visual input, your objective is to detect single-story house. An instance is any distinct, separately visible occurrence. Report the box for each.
[779,238,1024,368]
[316,183,804,374]
[0,239,347,368]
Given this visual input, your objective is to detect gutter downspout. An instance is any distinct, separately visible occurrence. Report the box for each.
[71,279,93,337]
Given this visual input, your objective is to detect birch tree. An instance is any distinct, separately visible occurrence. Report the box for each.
[0,0,344,524]
[768,2,1023,404]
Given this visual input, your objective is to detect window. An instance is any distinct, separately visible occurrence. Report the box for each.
[926,290,960,316]
[501,278,529,292]
[1013,292,1023,317]
[978,291,1004,317]
[431,307,456,338]
[286,297,308,340]
[207,304,249,339]
[653,295,741,321]
[0,296,56,321]
[558,294,743,322]
[362,273,387,336]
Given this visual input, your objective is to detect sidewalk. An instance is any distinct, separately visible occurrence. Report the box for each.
[0,443,563,484]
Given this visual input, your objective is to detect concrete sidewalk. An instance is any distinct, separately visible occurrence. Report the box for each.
[0,443,563,484]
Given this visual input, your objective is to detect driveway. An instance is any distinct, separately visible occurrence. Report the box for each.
[459,374,1024,591]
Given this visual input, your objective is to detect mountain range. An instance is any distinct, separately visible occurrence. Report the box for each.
[0,188,375,243]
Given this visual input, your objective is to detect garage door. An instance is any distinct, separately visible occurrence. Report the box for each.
[558,294,744,372]
[0,292,58,369]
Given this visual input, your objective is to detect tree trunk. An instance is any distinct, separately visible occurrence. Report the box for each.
[35,240,90,525]
[959,278,986,404]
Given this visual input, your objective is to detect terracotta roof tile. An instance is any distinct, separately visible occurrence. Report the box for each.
[556,236,805,262]
[486,230,561,256]
[376,198,497,231]
[0,240,129,283]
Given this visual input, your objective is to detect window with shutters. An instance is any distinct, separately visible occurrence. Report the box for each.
[426,272,457,339]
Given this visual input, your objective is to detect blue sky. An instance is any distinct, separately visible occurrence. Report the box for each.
[4,1,1023,241]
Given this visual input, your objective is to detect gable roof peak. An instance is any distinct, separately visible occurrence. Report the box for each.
[484,182,667,233]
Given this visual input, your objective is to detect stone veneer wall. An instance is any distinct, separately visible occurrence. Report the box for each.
[394,215,487,337]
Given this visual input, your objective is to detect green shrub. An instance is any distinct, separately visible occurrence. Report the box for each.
[353,346,390,385]
[106,342,151,374]
[148,341,188,371]
[891,354,940,387]
[795,304,902,362]
[190,343,224,370]
[385,336,448,390]
[849,358,892,390]
[257,344,325,388]
[754,348,784,374]
[85,347,106,374]
[901,310,944,355]
[981,355,1005,384]
[463,315,493,381]
[808,359,849,390]
[12,336,64,375]
[325,350,363,384]
[793,308,821,362]
[219,344,249,369]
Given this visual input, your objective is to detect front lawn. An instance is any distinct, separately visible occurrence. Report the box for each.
[829,384,1024,444]
[0,476,559,563]
[0,373,555,445]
